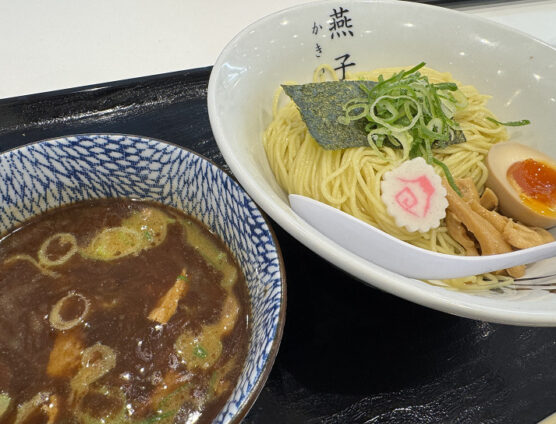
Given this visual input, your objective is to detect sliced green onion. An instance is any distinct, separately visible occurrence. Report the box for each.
[486,117,531,127]
[402,61,426,76]
[344,103,369,121]
[433,157,461,196]
[409,138,423,159]
[0,393,10,417]
[433,82,458,91]
[139,411,176,424]
[339,62,512,196]
[421,122,449,142]
[369,95,422,132]
[193,345,208,358]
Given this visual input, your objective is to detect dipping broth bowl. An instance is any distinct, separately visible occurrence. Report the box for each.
[0,133,286,423]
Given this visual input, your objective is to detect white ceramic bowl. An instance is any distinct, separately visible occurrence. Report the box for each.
[208,0,556,326]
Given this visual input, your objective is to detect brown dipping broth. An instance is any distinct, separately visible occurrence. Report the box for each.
[0,199,250,424]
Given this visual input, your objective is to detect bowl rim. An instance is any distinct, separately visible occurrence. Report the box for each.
[207,0,556,326]
[0,132,288,422]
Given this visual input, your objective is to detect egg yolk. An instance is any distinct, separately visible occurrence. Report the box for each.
[507,158,556,217]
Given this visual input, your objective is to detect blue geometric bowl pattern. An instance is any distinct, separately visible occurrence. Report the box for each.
[0,134,285,423]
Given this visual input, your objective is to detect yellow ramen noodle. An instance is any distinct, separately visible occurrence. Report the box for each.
[263,65,513,290]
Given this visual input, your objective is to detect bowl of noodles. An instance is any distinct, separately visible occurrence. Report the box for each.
[208,0,556,325]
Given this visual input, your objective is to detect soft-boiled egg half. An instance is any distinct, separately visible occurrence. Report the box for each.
[486,142,556,228]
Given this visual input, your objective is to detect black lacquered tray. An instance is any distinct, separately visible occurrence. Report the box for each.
[2,66,556,424]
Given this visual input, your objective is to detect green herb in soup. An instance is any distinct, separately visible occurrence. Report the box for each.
[0,199,250,424]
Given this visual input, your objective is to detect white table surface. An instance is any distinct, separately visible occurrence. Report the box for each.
[0,0,555,99]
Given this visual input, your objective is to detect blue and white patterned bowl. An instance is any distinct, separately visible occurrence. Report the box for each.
[0,133,286,423]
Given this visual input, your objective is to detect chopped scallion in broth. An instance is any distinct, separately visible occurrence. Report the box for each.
[0,199,250,424]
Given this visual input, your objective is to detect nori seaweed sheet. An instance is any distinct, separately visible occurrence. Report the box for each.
[282,81,375,150]
[282,81,466,151]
